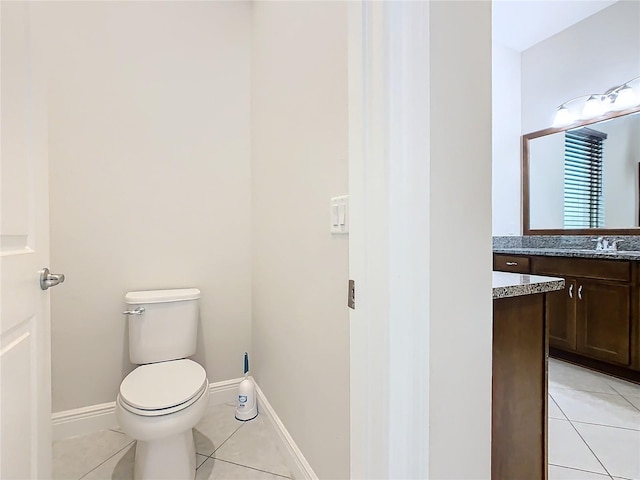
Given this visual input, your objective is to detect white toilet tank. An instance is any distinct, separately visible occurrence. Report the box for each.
[125,288,200,365]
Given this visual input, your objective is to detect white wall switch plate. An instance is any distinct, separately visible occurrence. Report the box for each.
[330,195,349,234]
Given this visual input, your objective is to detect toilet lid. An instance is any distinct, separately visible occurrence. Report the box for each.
[119,359,207,411]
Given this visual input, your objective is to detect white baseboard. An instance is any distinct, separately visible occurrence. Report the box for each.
[255,382,318,480]
[52,377,244,441]
[51,402,117,441]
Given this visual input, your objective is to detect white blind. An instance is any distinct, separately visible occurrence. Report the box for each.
[563,127,607,228]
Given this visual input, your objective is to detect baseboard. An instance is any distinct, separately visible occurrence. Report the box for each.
[51,402,117,441]
[255,382,318,480]
[52,377,244,440]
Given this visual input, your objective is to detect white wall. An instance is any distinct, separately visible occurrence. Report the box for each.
[250,2,350,479]
[429,2,493,477]
[522,1,640,133]
[36,1,252,412]
[492,43,522,236]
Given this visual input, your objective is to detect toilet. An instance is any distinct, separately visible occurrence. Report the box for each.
[115,288,208,480]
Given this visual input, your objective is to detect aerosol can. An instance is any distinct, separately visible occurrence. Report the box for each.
[235,352,258,421]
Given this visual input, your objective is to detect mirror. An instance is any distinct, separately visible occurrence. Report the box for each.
[523,106,640,235]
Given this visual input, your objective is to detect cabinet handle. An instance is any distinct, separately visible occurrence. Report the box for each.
[578,285,583,300]
[568,284,573,298]
[506,262,518,266]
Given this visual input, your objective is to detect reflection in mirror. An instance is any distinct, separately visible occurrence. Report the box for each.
[524,108,640,234]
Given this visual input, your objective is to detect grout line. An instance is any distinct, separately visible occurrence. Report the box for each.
[78,439,135,480]
[207,422,246,457]
[569,419,640,432]
[619,395,640,413]
[213,458,292,479]
[548,394,568,420]
[195,453,209,470]
[107,428,126,436]
[549,463,613,479]
[549,398,613,478]
[567,420,613,478]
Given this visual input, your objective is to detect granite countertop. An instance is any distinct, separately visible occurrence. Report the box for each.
[493,247,640,261]
[492,272,565,300]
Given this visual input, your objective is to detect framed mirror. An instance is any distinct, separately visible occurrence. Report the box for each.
[523,106,640,235]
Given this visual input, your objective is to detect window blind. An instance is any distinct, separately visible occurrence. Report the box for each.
[563,127,607,228]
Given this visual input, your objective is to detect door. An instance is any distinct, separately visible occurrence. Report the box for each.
[1,3,52,478]
[547,278,577,351]
[576,280,631,365]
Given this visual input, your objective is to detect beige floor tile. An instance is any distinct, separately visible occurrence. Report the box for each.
[196,458,289,480]
[603,377,640,399]
[550,394,567,419]
[624,395,640,412]
[549,464,612,479]
[53,430,133,480]
[573,422,640,480]
[80,443,136,480]
[549,359,618,394]
[548,418,608,475]
[214,415,291,477]
[550,388,640,430]
[194,402,245,456]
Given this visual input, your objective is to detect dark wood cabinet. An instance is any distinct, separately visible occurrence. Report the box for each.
[494,253,639,379]
[546,280,577,351]
[492,293,547,480]
[493,254,530,273]
[576,280,630,365]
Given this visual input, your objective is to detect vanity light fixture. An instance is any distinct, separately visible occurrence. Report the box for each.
[611,83,637,110]
[582,94,605,119]
[551,75,640,127]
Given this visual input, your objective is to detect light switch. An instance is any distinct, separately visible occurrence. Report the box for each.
[332,204,340,226]
[330,195,349,234]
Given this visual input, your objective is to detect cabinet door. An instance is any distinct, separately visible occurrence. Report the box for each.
[547,278,577,351]
[576,280,631,365]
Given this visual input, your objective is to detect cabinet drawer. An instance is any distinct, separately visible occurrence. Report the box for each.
[493,255,530,273]
[531,256,630,282]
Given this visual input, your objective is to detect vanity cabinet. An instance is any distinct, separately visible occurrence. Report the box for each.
[575,280,630,365]
[545,279,577,351]
[493,253,639,379]
[493,254,530,274]
[530,256,632,366]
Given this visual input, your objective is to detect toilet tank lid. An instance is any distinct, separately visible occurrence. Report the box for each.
[125,288,200,304]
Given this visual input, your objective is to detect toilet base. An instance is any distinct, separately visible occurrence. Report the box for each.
[134,429,196,480]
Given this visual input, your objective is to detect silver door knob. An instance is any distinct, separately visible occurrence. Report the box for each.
[40,268,65,291]
[123,307,145,316]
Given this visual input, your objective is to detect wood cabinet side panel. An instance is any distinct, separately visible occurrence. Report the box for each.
[492,294,546,480]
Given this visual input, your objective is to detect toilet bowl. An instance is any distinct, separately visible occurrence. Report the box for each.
[116,359,209,479]
[116,289,207,480]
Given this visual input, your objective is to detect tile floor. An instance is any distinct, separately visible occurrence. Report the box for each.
[53,360,640,480]
[52,402,293,480]
[548,358,640,480]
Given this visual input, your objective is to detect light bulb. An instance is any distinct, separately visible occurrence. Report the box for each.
[552,106,573,127]
[613,85,638,110]
[582,95,604,119]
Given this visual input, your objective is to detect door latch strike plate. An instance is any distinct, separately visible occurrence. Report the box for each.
[348,279,355,310]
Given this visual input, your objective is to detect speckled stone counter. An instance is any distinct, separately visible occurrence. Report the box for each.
[492,271,564,299]
[493,235,640,261]
[493,247,640,261]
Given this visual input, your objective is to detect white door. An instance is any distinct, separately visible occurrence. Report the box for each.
[1,2,53,478]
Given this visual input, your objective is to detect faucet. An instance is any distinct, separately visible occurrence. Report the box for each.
[610,239,623,251]
[592,236,623,251]
[592,236,606,250]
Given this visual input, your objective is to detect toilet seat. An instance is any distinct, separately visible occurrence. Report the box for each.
[119,359,208,417]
